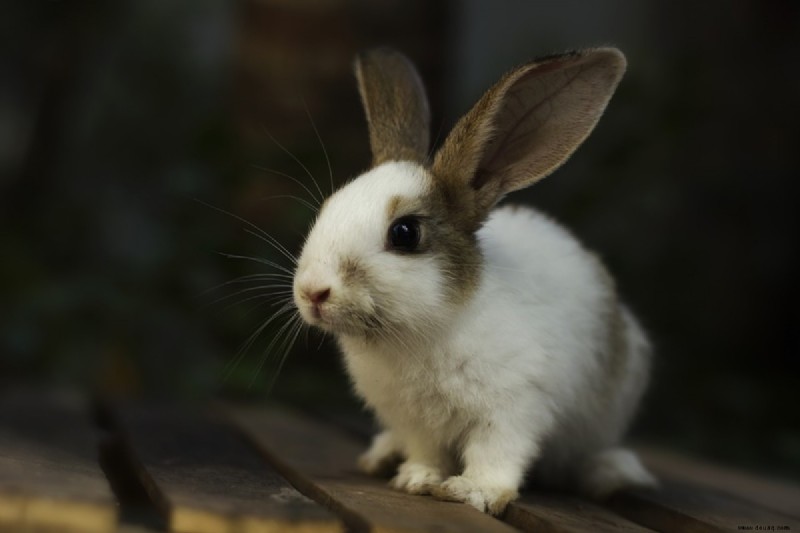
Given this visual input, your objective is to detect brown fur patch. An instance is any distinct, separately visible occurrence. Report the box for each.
[606,301,629,384]
[339,257,368,285]
[386,195,428,224]
[354,48,431,166]
[386,195,402,221]
[589,256,634,387]
[587,256,629,394]
[417,173,484,305]
[431,49,626,233]
[381,174,484,307]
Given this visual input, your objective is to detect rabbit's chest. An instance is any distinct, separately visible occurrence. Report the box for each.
[343,341,493,426]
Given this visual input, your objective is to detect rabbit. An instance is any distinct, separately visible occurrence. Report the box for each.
[291,47,656,515]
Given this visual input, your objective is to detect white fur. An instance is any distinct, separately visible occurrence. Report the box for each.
[294,161,655,514]
[295,162,451,338]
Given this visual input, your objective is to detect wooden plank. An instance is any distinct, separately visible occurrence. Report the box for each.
[0,389,118,533]
[311,409,800,532]
[506,490,653,533]
[307,409,651,532]
[97,429,169,533]
[638,446,800,519]
[112,404,342,533]
[608,480,800,533]
[225,406,519,533]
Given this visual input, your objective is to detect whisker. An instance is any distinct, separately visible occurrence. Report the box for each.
[223,302,295,382]
[316,330,327,351]
[250,312,302,389]
[261,125,326,205]
[242,228,298,266]
[205,282,292,303]
[303,99,334,196]
[260,194,319,214]
[252,165,323,206]
[198,273,293,298]
[236,294,294,321]
[230,274,294,284]
[265,314,304,389]
[196,198,298,267]
[216,252,294,277]
[208,286,294,311]
[222,293,294,315]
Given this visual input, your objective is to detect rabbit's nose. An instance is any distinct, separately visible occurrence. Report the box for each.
[307,287,331,305]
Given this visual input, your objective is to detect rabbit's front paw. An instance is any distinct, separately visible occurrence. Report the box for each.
[390,461,443,495]
[432,475,517,515]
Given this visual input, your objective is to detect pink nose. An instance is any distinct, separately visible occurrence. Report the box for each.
[307,287,331,305]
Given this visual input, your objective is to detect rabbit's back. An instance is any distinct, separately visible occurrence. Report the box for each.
[474,205,652,467]
[477,205,614,359]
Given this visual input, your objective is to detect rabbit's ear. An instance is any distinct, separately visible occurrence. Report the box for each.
[432,48,626,229]
[354,48,431,166]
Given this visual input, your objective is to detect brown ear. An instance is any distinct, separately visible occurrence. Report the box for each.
[354,48,431,166]
[432,48,626,228]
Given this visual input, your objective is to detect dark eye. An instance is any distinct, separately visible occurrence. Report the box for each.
[388,216,421,252]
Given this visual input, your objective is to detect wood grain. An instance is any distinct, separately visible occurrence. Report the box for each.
[609,480,800,533]
[507,490,653,533]
[112,404,342,533]
[306,410,652,532]
[225,406,519,533]
[0,389,117,532]
[638,446,800,519]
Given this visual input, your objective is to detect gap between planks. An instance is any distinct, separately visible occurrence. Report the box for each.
[0,388,118,533]
[304,410,650,532]
[108,402,343,533]
[302,409,800,533]
[223,405,519,533]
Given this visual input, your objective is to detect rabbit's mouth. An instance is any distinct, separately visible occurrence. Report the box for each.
[298,296,380,337]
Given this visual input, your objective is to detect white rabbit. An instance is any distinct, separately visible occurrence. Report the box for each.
[292,47,656,515]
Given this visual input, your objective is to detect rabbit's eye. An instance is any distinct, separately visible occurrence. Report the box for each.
[388,216,421,252]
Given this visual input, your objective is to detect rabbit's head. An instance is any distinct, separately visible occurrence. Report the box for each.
[293,48,625,339]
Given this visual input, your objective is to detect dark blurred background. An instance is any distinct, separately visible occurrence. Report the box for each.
[2,1,798,482]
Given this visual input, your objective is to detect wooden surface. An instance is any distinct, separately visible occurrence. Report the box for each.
[309,409,800,533]
[225,406,519,533]
[1,390,798,533]
[639,446,800,520]
[110,404,341,533]
[506,491,653,533]
[315,410,651,532]
[625,448,800,532]
[610,479,800,533]
[0,389,117,533]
